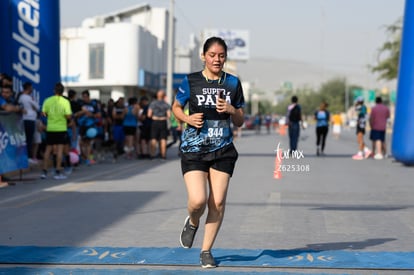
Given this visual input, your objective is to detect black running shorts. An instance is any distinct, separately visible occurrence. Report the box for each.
[139,126,151,141]
[356,126,365,135]
[123,126,137,136]
[181,143,238,177]
[151,120,168,140]
[45,131,69,145]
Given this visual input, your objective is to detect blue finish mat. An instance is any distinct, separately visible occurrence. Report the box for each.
[0,246,413,270]
[0,267,350,275]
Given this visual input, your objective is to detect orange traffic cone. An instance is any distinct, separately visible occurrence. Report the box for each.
[279,125,287,136]
[273,149,282,179]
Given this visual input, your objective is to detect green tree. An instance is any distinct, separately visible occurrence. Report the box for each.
[273,93,292,115]
[317,77,347,113]
[258,100,274,115]
[371,18,402,81]
[273,78,352,117]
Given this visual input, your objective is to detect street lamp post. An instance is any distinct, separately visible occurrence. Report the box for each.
[166,0,174,104]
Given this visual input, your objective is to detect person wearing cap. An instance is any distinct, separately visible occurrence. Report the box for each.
[352,96,372,160]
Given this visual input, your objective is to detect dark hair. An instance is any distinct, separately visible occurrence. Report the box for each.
[1,85,12,91]
[82,90,90,97]
[0,74,12,87]
[203,37,227,56]
[140,96,148,102]
[375,96,383,104]
[128,97,138,105]
[23,82,32,90]
[291,95,298,103]
[115,97,124,106]
[54,82,64,94]
[68,89,76,98]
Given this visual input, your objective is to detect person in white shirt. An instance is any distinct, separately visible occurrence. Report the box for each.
[18,82,40,164]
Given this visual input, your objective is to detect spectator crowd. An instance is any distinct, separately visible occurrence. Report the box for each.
[0,73,183,181]
[1,72,392,182]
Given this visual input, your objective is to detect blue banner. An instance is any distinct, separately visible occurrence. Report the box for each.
[0,1,11,75]
[0,112,28,174]
[392,0,414,165]
[5,0,61,105]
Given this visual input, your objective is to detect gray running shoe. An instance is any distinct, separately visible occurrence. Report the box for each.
[179,216,198,248]
[200,250,216,268]
[40,170,47,179]
[64,167,73,175]
[53,173,67,180]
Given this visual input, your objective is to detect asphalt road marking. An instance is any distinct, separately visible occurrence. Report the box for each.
[8,182,96,208]
[323,211,368,234]
[240,192,283,233]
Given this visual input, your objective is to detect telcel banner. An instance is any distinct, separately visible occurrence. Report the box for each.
[1,0,60,105]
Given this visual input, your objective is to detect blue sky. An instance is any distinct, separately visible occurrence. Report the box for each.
[61,0,405,71]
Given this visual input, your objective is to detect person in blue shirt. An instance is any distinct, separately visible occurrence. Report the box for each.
[0,85,23,113]
[112,97,126,158]
[123,97,140,159]
[78,90,100,164]
[314,101,330,156]
[172,37,245,268]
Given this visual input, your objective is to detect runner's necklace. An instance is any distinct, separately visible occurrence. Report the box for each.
[203,71,226,85]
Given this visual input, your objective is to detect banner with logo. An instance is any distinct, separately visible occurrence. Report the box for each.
[0,0,61,105]
[0,112,28,174]
[202,29,250,61]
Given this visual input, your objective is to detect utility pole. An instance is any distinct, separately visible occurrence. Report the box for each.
[345,80,349,115]
[166,0,174,104]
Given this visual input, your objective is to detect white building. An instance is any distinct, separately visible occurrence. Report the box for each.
[60,4,175,103]
[60,3,251,106]
[174,34,203,74]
